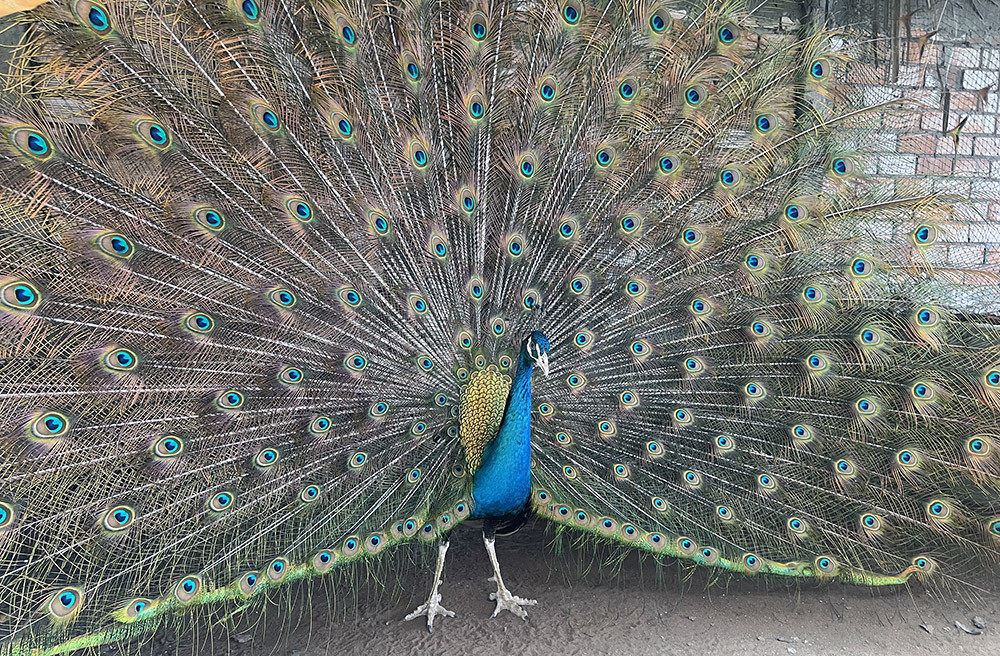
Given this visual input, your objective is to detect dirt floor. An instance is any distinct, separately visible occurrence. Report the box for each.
[129,520,999,656]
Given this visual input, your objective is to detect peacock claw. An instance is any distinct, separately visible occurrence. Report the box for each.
[488,582,537,621]
[483,536,537,621]
[404,540,454,632]
[404,592,455,633]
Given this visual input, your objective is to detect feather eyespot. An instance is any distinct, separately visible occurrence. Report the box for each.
[629,339,651,360]
[718,23,739,44]
[689,298,712,317]
[409,140,429,168]
[216,390,244,409]
[328,110,353,139]
[369,402,388,418]
[30,412,69,439]
[682,470,701,487]
[984,368,1000,388]
[801,285,824,304]
[338,287,363,308]
[833,459,855,477]
[209,491,235,513]
[649,9,669,33]
[814,556,838,575]
[349,452,368,469]
[134,119,171,150]
[255,447,280,468]
[783,202,808,222]
[401,51,420,81]
[123,598,153,619]
[558,217,579,240]
[555,431,573,446]
[267,558,288,582]
[684,84,706,106]
[744,253,766,272]
[658,154,679,175]
[749,320,773,338]
[95,232,135,260]
[309,415,331,434]
[367,210,391,236]
[620,390,639,408]
[239,0,259,22]
[967,436,991,457]
[74,0,113,34]
[153,435,184,458]
[517,153,537,179]
[490,317,506,337]
[337,17,358,46]
[755,113,777,134]
[926,500,952,521]
[757,474,777,491]
[714,435,735,453]
[507,234,525,258]
[345,354,368,372]
[104,347,138,372]
[912,224,937,246]
[598,420,616,438]
[560,0,582,24]
[300,485,320,503]
[718,168,741,187]
[250,102,281,133]
[49,588,84,618]
[458,186,477,213]
[268,288,297,309]
[0,281,41,312]
[415,355,434,372]
[467,92,486,121]
[830,157,854,176]
[9,126,53,161]
[192,207,226,232]
[809,59,828,80]
[849,257,873,279]
[469,12,488,41]
[618,78,637,101]
[620,215,642,235]
[570,274,591,295]
[787,517,808,535]
[539,76,558,102]
[522,289,540,310]
[573,330,594,349]
[673,408,693,425]
[0,502,14,530]
[595,146,615,167]
[468,276,485,301]
[102,505,135,532]
[680,226,704,247]
[625,279,647,299]
[285,197,313,223]
[407,293,428,315]
[428,233,448,259]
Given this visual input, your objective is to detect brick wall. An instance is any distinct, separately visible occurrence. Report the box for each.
[824,0,1000,295]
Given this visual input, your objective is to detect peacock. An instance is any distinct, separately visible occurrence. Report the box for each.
[1,0,999,652]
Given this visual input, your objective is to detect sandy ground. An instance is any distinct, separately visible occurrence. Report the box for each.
[122,520,1000,656]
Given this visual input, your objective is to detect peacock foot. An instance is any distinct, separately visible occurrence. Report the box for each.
[404,540,455,632]
[487,574,537,621]
[404,590,455,632]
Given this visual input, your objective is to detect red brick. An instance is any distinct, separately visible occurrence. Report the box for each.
[950,92,979,111]
[917,156,953,175]
[899,133,936,155]
[953,158,991,175]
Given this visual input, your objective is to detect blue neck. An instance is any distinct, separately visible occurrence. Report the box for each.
[469,351,535,519]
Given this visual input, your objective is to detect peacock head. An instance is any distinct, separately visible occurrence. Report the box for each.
[523,331,550,377]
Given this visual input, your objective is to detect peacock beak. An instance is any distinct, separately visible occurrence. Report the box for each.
[537,353,549,377]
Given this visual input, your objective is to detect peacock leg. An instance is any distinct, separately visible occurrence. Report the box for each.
[483,526,537,621]
[404,539,455,632]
